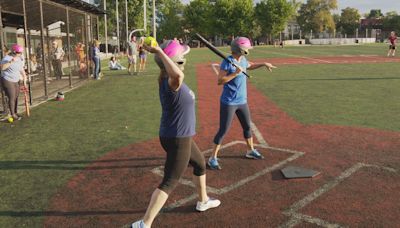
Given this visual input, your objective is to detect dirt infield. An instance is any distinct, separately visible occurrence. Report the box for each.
[44,58,400,227]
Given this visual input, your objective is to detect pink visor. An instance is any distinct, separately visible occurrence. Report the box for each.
[163,40,190,59]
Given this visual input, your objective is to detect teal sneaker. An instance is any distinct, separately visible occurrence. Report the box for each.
[207,157,222,170]
[245,149,264,159]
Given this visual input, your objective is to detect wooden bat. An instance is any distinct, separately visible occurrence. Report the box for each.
[21,79,30,117]
[195,33,251,78]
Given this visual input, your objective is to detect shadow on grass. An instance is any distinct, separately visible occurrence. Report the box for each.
[279,77,400,82]
[0,157,165,170]
[0,209,146,217]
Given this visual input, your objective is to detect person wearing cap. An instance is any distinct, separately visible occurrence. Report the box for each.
[387,31,397,57]
[50,41,64,80]
[130,40,221,228]
[207,37,277,170]
[0,44,27,120]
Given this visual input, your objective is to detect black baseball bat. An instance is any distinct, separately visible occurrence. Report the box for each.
[195,33,251,78]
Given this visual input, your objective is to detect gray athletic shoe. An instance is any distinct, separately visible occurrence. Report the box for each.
[196,197,221,212]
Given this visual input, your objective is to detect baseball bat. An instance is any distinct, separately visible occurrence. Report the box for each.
[195,33,251,78]
[22,79,30,117]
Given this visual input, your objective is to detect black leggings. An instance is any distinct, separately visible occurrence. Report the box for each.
[1,78,19,117]
[159,137,206,194]
[213,103,252,145]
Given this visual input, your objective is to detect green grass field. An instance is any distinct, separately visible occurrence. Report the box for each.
[0,43,399,227]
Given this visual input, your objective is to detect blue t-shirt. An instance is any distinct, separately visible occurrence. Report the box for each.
[220,55,249,105]
[0,55,25,82]
[159,77,196,137]
[92,47,100,60]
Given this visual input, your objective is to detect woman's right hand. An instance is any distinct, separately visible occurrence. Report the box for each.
[234,65,242,75]
[143,44,161,54]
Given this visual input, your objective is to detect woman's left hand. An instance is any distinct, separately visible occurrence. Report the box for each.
[264,62,277,72]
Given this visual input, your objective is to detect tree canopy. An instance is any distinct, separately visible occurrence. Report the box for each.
[338,7,361,35]
[255,0,295,37]
[297,0,337,33]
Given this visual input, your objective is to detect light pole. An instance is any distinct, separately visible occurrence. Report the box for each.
[152,0,156,40]
[116,0,120,53]
[125,0,128,43]
[103,0,108,55]
[143,0,147,31]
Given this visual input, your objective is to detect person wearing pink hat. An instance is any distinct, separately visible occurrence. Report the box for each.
[0,44,27,120]
[208,37,277,170]
[130,40,220,228]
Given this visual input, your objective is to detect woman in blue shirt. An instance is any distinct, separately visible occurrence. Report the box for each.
[130,40,220,228]
[208,37,277,170]
[0,44,26,120]
[92,40,101,80]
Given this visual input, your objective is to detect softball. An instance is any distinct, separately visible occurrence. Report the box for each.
[144,36,158,47]
[8,117,13,123]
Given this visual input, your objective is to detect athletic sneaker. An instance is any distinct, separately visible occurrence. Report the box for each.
[131,220,147,228]
[207,157,221,170]
[245,149,264,159]
[196,197,221,212]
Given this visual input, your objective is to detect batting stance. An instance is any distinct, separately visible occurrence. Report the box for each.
[208,37,277,170]
[131,40,220,228]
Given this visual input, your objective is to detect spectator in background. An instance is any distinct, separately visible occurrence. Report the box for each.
[387,31,397,57]
[29,54,40,74]
[138,45,147,72]
[75,42,87,77]
[0,44,27,120]
[51,41,64,80]
[126,36,138,75]
[108,56,125,70]
[35,43,42,60]
[92,40,101,80]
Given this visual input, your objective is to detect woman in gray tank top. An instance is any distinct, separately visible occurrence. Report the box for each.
[130,40,220,228]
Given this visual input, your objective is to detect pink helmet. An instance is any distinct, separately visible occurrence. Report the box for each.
[11,44,24,53]
[154,40,190,69]
[231,37,253,55]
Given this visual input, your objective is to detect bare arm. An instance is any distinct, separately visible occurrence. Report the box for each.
[218,67,241,85]
[1,58,15,71]
[144,44,184,91]
[247,62,277,72]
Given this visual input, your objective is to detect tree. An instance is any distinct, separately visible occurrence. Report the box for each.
[383,15,400,34]
[297,0,337,33]
[367,9,383,19]
[385,11,398,18]
[157,0,185,40]
[211,0,254,38]
[183,0,213,37]
[254,0,295,39]
[98,0,147,41]
[339,7,360,35]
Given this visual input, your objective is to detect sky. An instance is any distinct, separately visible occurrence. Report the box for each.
[181,0,400,15]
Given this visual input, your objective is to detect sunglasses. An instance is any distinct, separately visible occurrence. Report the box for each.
[176,59,186,65]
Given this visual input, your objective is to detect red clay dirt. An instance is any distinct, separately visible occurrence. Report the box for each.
[44,57,400,228]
